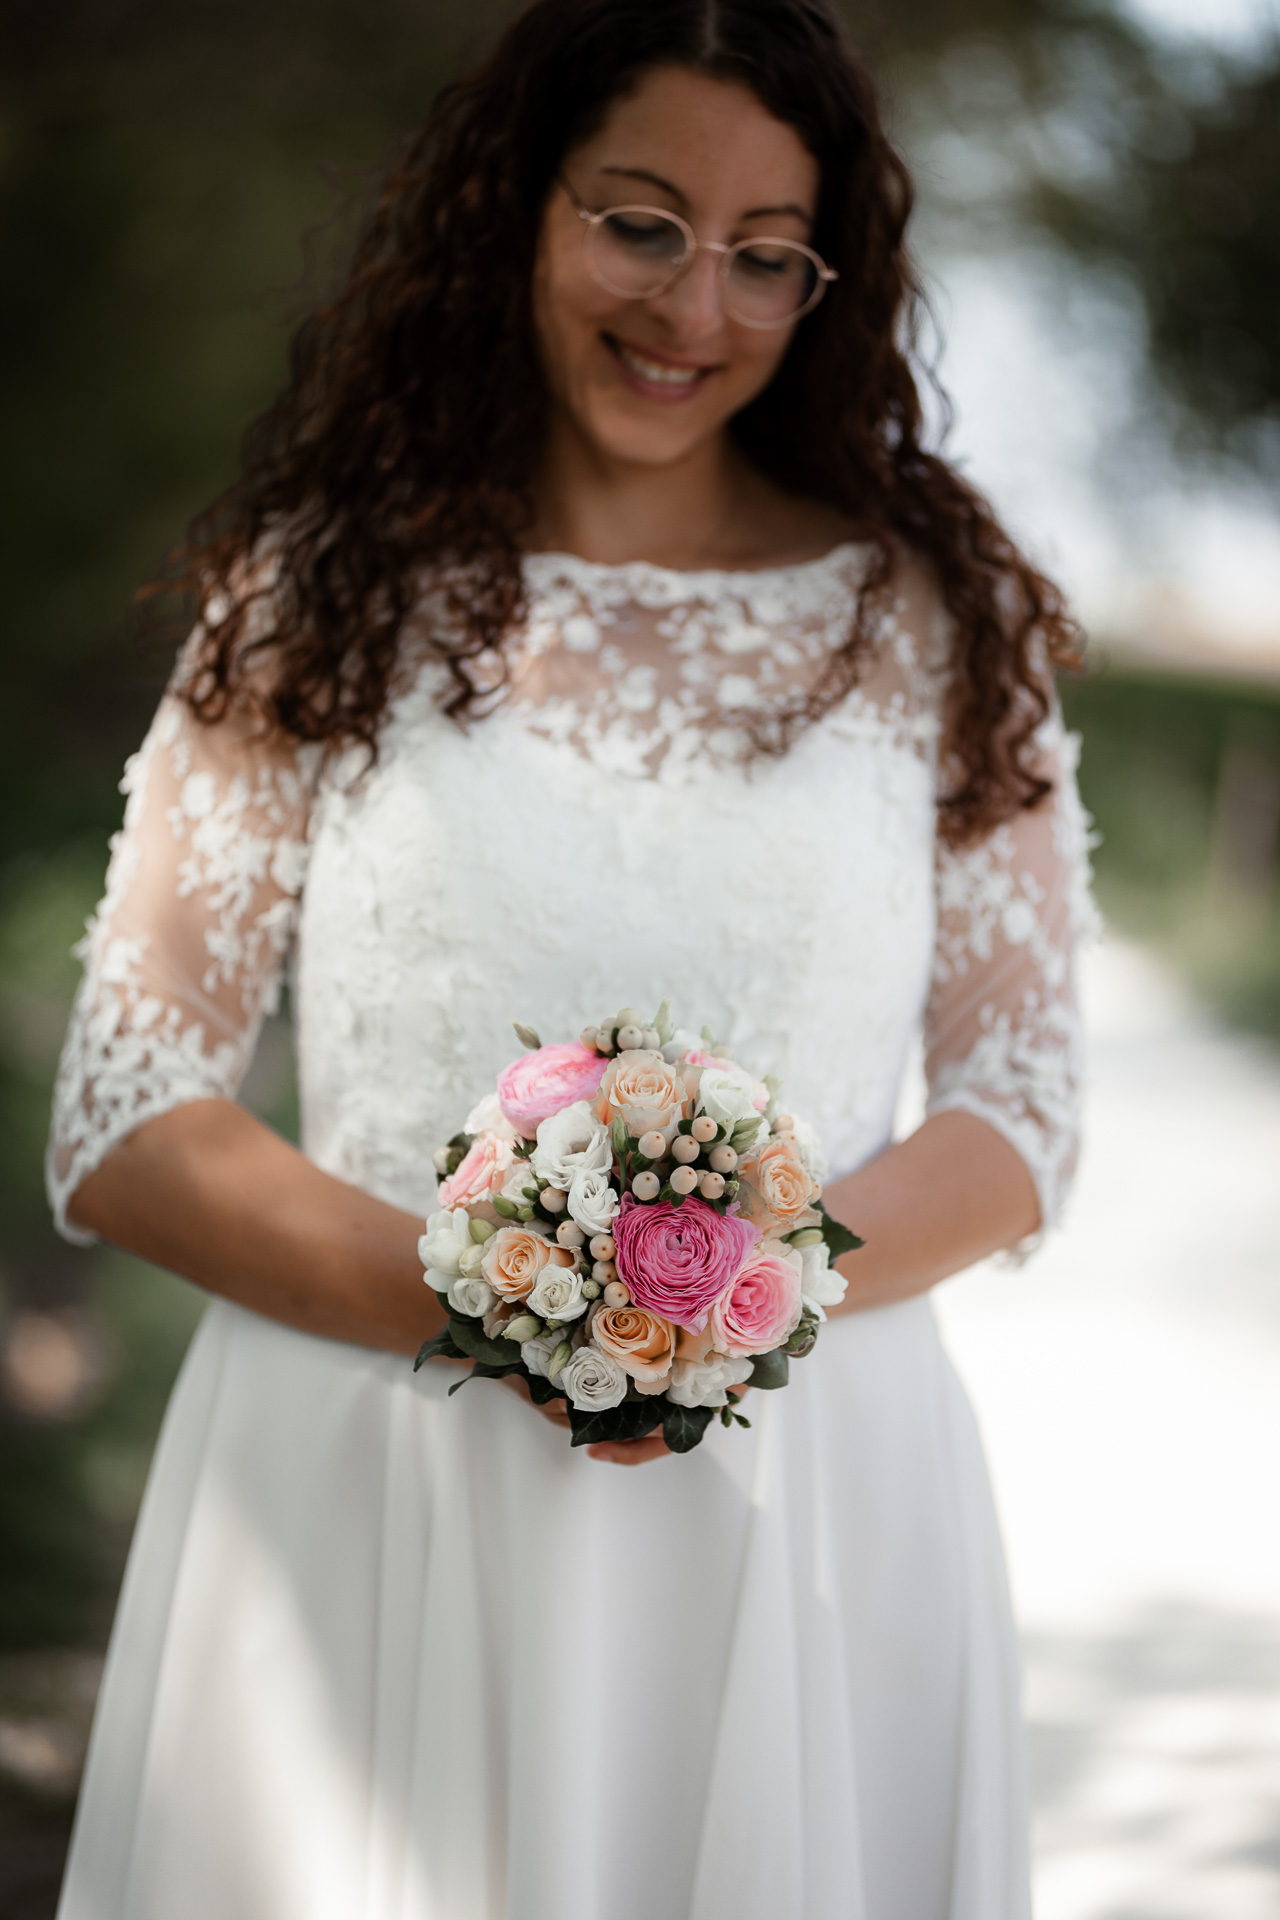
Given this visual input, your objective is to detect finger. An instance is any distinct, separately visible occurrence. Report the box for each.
[586,1435,671,1466]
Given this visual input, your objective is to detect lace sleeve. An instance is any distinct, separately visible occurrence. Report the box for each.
[46,690,317,1243]
[924,710,1099,1244]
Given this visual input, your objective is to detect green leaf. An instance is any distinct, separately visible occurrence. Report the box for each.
[433,1289,454,1316]
[512,1021,542,1051]
[749,1346,790,1391]
[511,1137,533,1158]
[568,1398,665,1448]
[729,1116,763,1151]
[662,1401,716,1452]
[447,1358,524,1396]
[816,1198,865,1262]
[525,1373,565,1406]
[652,999,674,1045]
[448,1318,524,1367]
[414,1327,465,1370]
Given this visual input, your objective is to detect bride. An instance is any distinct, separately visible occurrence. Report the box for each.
[47,0,1093,1913]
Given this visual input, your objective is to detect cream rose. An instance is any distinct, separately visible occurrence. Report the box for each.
[526,1264,588,1323]
[590,1304,677,1383]
[446,1273,497,1318]
[560,1344,628,1412]
[694,1063,764,1129]
[531,1101,612,1190]
[481,1225,565,1301]
[738,1135,819,1228]
[594,1050,689,1145]
[419,1208,475,1283]
[567,1164,620,1236]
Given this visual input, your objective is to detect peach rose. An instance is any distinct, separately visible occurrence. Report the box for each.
[590,1304,677,1384]
[481,1225,572,1302]
[438,1131,516,1209]
[595,1049,690,1145]
[737,1134,819,1229]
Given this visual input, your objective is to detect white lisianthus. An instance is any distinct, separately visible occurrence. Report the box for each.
[531,1100,612,1190]
[788,1113,829,1182]
[463,1090,519,1143]
[798,1240,846,1321]
[697,1064,763,1130]
[419,1208,474,1283]
[560,1344,628,1412]
[527,1265,588,1322]
[667,1350,753,1408]
[567,1165,620,1236]
[520,1330,563,1379]
[447,1273,497,1319]
[498,1158,541,1210]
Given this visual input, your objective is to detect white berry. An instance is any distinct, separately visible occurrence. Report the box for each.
[603,1281,631,1309]
[556,1221,585,1249]
[698,1170,726,1200]
[670,1164,698,1194]
[617,1023,645,1052]
[589,1233,616,1262]
[690,1114,718,1143]
[671,1134,699,1164]
[638,1129,667,1160]
[632,1170,661,1201]
[709,1144,738,1174]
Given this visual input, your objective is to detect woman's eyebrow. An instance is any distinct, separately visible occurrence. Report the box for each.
[598,166,811,224]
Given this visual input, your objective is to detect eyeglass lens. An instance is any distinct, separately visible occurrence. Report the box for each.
[587,209,821,325]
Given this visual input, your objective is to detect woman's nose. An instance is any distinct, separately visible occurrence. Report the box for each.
[648,246,725,340]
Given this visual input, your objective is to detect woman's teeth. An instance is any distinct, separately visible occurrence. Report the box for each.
[614,341,704,387]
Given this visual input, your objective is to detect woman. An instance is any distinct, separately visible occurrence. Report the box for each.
[48,1,1093,1914]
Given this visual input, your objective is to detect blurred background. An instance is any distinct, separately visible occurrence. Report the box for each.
[1,0,1277,1913]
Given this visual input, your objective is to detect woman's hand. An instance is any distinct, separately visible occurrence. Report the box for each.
[500,1370,572,1430]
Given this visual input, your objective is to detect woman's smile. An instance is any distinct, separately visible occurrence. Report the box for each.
[603,332,721,401]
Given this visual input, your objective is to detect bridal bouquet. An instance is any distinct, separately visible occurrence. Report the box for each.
[415,1003,862,1453]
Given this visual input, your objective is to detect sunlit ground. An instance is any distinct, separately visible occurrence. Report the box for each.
[936,938,1280,1920]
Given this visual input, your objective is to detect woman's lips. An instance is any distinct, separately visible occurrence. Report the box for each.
[604,334,717,403]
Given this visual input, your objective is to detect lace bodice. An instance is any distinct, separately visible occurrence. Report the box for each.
[48,546,1097,1252]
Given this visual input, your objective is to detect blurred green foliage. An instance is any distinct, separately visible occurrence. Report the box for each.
[0,0,1277,1686]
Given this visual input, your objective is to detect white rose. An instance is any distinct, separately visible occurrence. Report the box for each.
[463,1090,519,1142]
[799,1241,846,1321]
[419,1208,474,1282]
[498,1158,542,1210]
[560,1344,628,1412]
[521,1330,563,1379]
[446,1273,496,1319]
[567,1165,620,1236]
[788,1113,829,1182]
[696,1065,761,1129]
[531,1100,613,1190]
[667,1351,753,1408]
[527,1265,588,1322]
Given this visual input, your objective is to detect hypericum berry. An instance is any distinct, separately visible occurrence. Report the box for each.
[698,1170,726,1200]
[671,1134,700,1164]
[690,1114,718,1144]
[631,1170,661,1201]
[638,1129,667,1160]
[615,1006,644,1030]
[592,1259,617,1284]
[708,1144,738,1174]
[579,1025,600,1051]
[773,1112,795,1132]
[669,1164,698,1195]
[540,1186,567,1213]
[595,1024,615,1054]
[588,1233,616,1263]
[641,1027,661,1050]
[602,1280,631,1309]
[556,1221,585,1249]
[617,1023,645,1052]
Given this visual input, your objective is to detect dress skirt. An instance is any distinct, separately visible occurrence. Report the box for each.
[56,1294,1031,1920]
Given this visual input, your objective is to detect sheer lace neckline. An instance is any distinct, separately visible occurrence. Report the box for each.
[521,539,871,600]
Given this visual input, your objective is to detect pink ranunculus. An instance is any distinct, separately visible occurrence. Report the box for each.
[613,1194,759,1334]
[437,1131,515,1208]
[708,1249,804,1357]
[497,1043,607,1135]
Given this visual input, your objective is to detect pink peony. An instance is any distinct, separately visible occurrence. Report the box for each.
[438,1131,515,1208]
[708,1249,803,1358]
[497,1042,607,1135]
[613,1194,759,1334]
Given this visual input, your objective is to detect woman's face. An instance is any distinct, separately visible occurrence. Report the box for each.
[532,66,821,471]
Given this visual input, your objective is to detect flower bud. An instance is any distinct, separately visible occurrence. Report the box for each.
[505,1313,542,1344]
[708,1144,738,1174]
[432,1145,451,1174]
[579,1025,600,1050]
[588,1233,616,1262]
[556,1221,585,1249]
[690,1114,718,1143]
[632,1170,661,1201]
[540,1186,567,1213]
[788,1226,825,1248]
[698,1170,726,1200]
[547,1339,573,1381]
[581,1278,601,1300]
[671,1134,700,1164]
[592,1259,617,1284]
[670,1164,698,1194]
[638,1129,667,1160]
[457,1241,486,1278]
[603,1281,631,1309]
[468,1216,497,1244]
[617,1023,645,1052]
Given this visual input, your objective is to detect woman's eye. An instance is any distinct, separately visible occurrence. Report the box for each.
[735,245,796,280]
[605,213,679,250]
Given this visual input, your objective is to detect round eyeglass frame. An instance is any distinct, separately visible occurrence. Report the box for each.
[561,180,838,330]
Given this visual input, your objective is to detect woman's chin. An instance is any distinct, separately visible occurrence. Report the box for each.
[574,396,727,471]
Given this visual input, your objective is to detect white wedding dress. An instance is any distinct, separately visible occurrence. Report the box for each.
[48,543,1094,1920]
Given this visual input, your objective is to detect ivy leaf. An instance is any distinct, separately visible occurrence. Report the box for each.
[749,1346,790,1391]
[662,1401,716,1452]
[414,1326,465,1370]
[512,1021,542,1052]
[447,1359,523,1397]
[816,1198,865,1262]
[448,1317,524,1367]
[568,1398,665,1448]
[525,1373,565,1406]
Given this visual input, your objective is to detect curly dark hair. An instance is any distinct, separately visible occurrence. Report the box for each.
[159,0,1082,844]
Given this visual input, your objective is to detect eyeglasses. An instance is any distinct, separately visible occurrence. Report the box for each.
[561,179,837,330]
